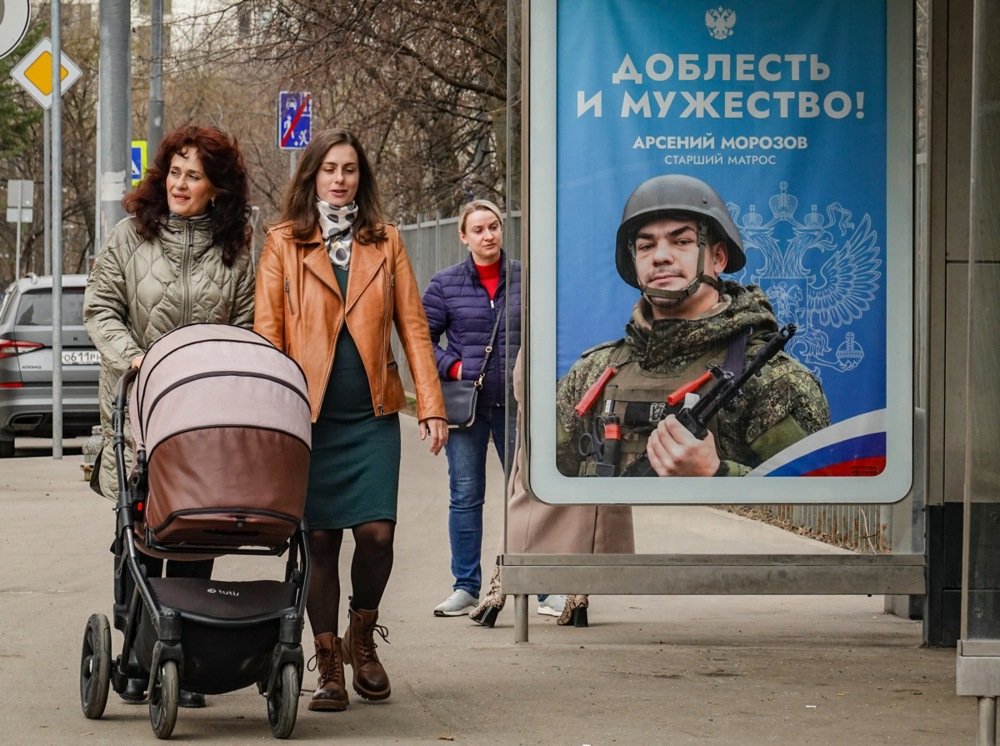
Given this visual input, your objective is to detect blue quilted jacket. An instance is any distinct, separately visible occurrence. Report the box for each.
[422,252,521,409]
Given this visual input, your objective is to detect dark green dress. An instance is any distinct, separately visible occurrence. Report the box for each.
[304,265,401,529]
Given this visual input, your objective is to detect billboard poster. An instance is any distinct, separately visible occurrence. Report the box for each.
[525,0,913,503]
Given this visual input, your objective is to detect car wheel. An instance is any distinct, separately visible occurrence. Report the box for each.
[0,438,14,458]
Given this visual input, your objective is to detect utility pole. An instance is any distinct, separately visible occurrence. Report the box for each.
[98,0,131,250]
[149,0,164,156]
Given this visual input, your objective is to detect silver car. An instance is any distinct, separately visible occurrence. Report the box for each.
[0,274,101,457]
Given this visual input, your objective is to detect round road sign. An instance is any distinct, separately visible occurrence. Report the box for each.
[0,0,31,59]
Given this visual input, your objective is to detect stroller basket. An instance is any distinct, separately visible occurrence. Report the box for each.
[129,324,311,551]
[133,577,299,695]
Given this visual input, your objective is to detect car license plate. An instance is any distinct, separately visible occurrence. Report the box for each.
[62,350,101,365]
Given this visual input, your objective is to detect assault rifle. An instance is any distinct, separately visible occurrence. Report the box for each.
[622,323,797,476]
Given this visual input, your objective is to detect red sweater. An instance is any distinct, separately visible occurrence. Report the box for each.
[448,259,501,380]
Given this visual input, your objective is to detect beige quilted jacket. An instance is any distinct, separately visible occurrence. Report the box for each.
[84,216,255,500]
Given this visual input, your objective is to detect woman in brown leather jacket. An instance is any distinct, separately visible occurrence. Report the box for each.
[254,128,447,713]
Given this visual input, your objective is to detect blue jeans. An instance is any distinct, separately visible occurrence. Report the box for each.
[445,404,516,596]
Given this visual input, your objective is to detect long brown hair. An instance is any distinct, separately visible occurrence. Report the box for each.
[123,125,251,267]
[281,128,387,245]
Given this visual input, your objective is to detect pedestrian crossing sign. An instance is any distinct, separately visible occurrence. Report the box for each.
[131,141,147,186]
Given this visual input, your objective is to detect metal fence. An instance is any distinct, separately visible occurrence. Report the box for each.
[398,213,468,296]
[392,212,521,392]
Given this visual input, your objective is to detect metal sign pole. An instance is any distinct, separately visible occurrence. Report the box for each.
[14,205,22,277]
[92,100,100,265]
[51,0,63,459]
[44,109,51,274]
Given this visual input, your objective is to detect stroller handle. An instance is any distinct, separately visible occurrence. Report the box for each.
[112,368,139,438]
[113,367,139,505]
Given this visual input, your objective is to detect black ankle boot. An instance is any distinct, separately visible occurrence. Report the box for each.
[178,690,206,708]
[119,648,149,703]
[119,677,147,703]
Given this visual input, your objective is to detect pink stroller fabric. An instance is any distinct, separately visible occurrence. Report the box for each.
[129,324,311,549]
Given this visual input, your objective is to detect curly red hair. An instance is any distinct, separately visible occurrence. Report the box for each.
[124,125,251,266]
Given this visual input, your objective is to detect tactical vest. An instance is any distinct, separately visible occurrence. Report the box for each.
[578,333,747,477]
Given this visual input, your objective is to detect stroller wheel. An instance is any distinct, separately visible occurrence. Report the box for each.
[267,662,300,739]
[148,660,179,739]
[79,613,112,719]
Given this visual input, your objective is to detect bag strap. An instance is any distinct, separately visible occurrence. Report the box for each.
[474,313,503,389]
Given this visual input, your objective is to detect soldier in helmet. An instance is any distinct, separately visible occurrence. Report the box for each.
[556,174,829,478]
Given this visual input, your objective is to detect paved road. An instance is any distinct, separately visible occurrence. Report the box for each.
[0,417,974,744]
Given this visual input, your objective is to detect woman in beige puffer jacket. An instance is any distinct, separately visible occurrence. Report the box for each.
[82,125,254,708]
[85,126,255,503]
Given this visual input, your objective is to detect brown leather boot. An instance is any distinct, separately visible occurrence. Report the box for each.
[307,632,349,711]
[341,607,391,700]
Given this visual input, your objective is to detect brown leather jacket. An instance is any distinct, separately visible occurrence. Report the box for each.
[254,221,445,423]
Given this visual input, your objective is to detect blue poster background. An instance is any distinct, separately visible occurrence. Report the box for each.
[555,0,888,473]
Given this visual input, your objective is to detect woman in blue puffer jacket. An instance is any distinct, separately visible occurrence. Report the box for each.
[422,199,521,617]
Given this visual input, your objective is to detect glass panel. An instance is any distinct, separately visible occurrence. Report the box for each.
[0,289,13,324]
[961,0,1000,642]
[15,289,86,326]
[963,271,1000,641]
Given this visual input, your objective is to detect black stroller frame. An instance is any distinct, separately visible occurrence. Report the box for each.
[80,361,311,740]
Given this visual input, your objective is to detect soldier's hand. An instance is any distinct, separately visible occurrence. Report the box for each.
[645,415,722,476]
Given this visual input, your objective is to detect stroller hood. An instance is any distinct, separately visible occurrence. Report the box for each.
[128,324,311,549]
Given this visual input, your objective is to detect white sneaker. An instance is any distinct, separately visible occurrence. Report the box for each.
[537,594,567,617]
[434,589,479,617]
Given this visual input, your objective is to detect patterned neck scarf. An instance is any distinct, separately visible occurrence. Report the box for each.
[316,198,358,269]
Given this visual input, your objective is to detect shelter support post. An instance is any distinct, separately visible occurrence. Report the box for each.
[513,595,528,643]
[977,698,995,746]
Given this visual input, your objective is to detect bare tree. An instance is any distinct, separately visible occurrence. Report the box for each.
[155,0,511,221]
[0,0,514,283]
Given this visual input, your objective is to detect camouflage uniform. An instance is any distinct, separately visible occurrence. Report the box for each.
[556,281,830,477]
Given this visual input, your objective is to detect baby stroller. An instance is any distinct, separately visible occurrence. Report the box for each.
[78,324,312,739]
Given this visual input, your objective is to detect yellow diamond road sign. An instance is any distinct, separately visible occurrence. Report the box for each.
[10,37,82,110]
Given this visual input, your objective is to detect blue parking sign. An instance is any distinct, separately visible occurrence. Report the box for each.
[278,91,312,150]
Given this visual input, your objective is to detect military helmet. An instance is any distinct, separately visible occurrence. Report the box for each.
[615,174,746,288]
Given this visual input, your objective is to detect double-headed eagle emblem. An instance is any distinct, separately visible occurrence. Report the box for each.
[730,181,883,381]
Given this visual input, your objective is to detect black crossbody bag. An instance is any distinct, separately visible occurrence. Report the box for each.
[441,314,502,429]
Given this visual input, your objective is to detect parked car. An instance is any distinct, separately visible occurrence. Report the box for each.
[0,274,100,457]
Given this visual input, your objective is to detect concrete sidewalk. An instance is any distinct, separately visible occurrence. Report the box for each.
[0,417,974,744]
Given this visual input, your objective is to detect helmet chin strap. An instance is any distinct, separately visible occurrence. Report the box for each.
[633,231,721,302]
